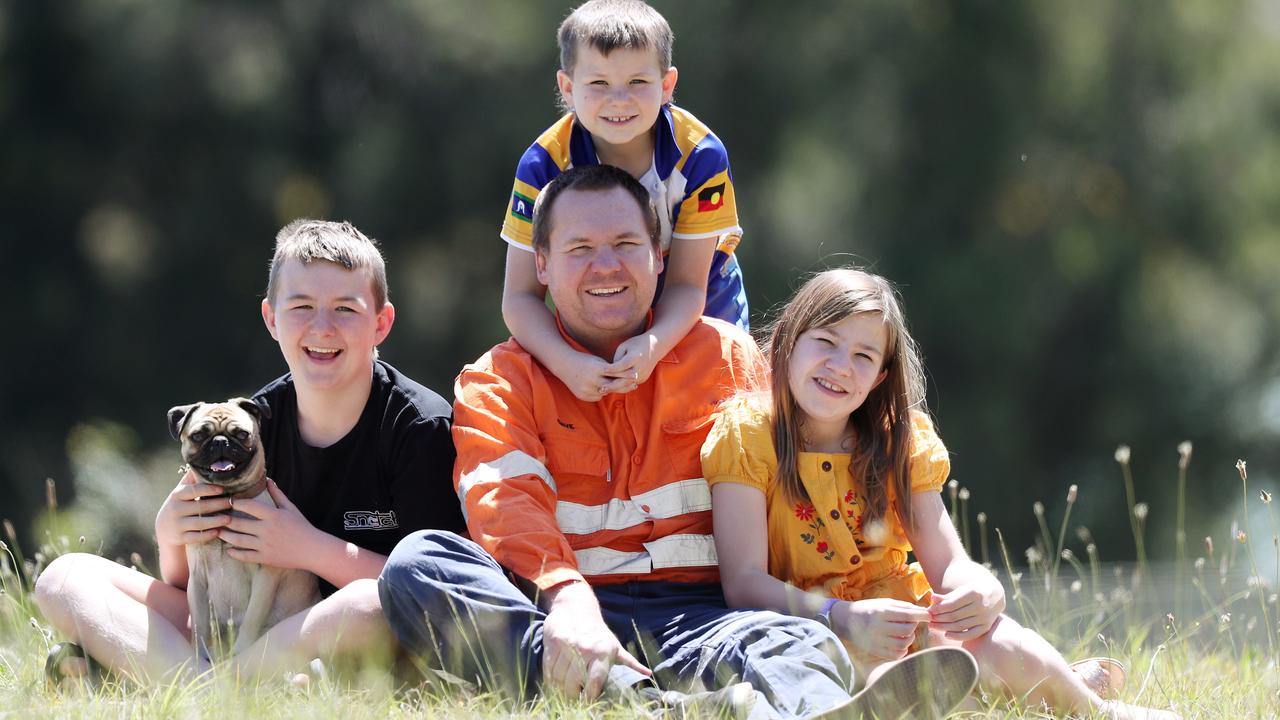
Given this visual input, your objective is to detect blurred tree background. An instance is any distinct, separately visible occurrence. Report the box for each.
[2,0,1278,569]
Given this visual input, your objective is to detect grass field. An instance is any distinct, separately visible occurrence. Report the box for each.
[2,446,1277,718]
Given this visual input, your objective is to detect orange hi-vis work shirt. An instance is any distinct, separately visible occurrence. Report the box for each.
[452,317,766,591]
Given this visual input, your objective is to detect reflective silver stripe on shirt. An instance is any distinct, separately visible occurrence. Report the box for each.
[456,450,556,521]
[573,533,719,576]
[555,478,711,536]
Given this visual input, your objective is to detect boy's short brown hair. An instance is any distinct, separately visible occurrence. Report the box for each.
[557,0,673,75]
[266,219,388,307]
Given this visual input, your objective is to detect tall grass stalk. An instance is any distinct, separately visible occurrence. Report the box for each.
[1050,485,1078,587]
[1234,460,1275,659]
[995,527,1033,626]
[1176,442,1192,624]
[1115,445,1148,581]
[1032,501,1053,593]
[977,512,990,567]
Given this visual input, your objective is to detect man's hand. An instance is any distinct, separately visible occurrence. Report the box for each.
[219,479,321,570]
[928,574,1005,641]
[541,581,651,699]
[155,469,232,548]
[833,598,932,664]
[610,333,660,390]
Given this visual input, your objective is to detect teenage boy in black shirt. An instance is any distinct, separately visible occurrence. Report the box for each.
[35,219,464,683]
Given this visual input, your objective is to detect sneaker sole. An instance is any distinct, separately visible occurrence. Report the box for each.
[814,646,979,720]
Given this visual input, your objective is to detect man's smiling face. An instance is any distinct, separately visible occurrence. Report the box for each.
[534,185,662,358]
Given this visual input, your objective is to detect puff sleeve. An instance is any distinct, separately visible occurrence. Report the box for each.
[701,395,776,494]
[907,411,951,494]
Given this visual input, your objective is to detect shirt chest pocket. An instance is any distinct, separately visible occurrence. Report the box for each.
[661,411,716,481]
[542,438,610,489]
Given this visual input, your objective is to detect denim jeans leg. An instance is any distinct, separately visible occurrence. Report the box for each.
[378,529,544,699]
[625,583,855,720]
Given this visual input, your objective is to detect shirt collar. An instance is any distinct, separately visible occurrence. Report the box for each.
[552,310,681,366]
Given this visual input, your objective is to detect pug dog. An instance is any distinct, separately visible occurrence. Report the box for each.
[167,398,321,662]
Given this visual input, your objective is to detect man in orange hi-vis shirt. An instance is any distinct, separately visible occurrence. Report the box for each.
[377,165,976,720]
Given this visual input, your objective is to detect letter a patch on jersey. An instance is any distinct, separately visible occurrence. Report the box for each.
[697,184,726,212]
[511,191,534,223]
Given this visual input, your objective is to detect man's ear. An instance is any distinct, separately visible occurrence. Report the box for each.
[534,249,550,286]
[661,66,678,105]
[374,302,395,346]
[167,403,201,441]
[556,69,574,111]
[261,298,278,340]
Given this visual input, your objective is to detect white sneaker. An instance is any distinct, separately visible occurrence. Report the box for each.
[812,646,979,720]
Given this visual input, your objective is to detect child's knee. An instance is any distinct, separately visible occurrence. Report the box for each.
[33,552,94,613]
[330,578,385,620]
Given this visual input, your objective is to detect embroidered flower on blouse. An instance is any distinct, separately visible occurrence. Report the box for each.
[794,503,816,521]
[814,541,835,561]
[844,489,857,504]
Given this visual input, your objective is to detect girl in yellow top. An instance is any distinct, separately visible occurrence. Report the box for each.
[702,268,1178,720]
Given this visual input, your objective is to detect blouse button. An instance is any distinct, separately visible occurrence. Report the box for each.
[821,461,832,472]
[830,509,840,520]
[851,555,861,565]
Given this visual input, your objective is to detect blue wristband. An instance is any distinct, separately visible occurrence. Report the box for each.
[814,597,840,628]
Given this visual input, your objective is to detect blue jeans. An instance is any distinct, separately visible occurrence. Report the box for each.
[378,530,856,719]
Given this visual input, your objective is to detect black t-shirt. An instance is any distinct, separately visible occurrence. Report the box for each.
[253,360,465,589]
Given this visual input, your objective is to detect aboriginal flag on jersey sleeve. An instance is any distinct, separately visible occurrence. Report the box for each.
[698,184,727,213]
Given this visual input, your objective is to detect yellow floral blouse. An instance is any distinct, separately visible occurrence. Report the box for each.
[702,395,951,604]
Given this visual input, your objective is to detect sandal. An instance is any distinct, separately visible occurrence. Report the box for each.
[44,641,99,690]
[1070,656,1126,700]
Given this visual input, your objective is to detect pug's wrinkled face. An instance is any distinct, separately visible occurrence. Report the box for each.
[167,398,268,494]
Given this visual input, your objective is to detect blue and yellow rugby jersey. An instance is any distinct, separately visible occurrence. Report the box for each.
[500,104,750,330]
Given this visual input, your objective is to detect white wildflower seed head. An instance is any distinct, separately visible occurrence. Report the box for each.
[1236,459,1247,479]
[1178,441,1192,469]
[1261,490,1272,505]
[1237,530,1248,544]
[1071,580,1082,593]
[977,512,987,524]
[1087,543,1097,556]
[1134,503,1148,521]
[958,488,970,501]
[1076,526,1093,543]
[948,479,959,491]
[1025,546,1043,564]
[1114,445,1131,464]
[1033,501,1045,517]
[1195,557,1205,571]
[1067,484,1078,503]
[1061,548,1074,561]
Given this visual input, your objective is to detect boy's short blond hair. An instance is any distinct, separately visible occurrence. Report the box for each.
[266,219,388,308]
[557,0,673,74]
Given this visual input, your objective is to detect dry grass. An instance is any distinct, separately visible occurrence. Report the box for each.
[3,442,1278,718]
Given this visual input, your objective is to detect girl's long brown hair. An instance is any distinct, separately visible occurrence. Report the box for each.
[764,269,927,530]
